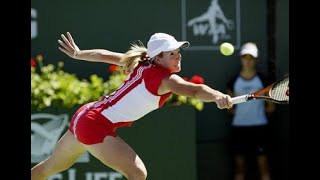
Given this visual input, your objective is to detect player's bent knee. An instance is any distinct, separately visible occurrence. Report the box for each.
[139,166,148,179]
[127,169,147,180]
[127,165,147,180]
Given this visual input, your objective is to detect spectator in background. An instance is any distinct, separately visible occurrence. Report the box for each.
[226,42,275,180]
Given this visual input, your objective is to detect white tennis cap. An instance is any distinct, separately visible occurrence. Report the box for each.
[147,33,190,58]
[240,42,258,58]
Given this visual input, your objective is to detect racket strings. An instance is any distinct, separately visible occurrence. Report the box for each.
[269,78,289,101]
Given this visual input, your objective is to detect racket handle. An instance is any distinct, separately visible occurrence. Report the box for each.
[231,95,248,104]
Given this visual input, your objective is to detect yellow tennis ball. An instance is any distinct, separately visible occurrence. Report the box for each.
[220,42,234,56]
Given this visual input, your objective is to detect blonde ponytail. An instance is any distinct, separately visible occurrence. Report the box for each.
[120,41,150,73]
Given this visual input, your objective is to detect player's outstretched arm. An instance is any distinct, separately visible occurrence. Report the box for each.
[58,32,124,66]
[160,74,233,109]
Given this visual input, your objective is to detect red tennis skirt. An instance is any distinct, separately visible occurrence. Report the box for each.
[69,102,132,145]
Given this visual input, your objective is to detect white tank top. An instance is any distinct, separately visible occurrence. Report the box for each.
[91,63,172,123]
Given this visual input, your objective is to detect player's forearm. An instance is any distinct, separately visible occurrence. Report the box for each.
[75,49,124,65]
[194,85,226,102]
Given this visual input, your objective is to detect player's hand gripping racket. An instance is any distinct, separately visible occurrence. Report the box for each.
[231,76,289,104]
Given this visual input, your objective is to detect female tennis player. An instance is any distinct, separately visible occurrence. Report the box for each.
[31,32,233,180]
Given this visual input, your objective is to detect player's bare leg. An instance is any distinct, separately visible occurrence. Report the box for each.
[234,155,246,180]
[257,154,271,180]
[31,131,87,180]
[84,136,147,180]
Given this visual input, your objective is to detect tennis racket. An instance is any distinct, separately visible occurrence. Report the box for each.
[231,76,289,104]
